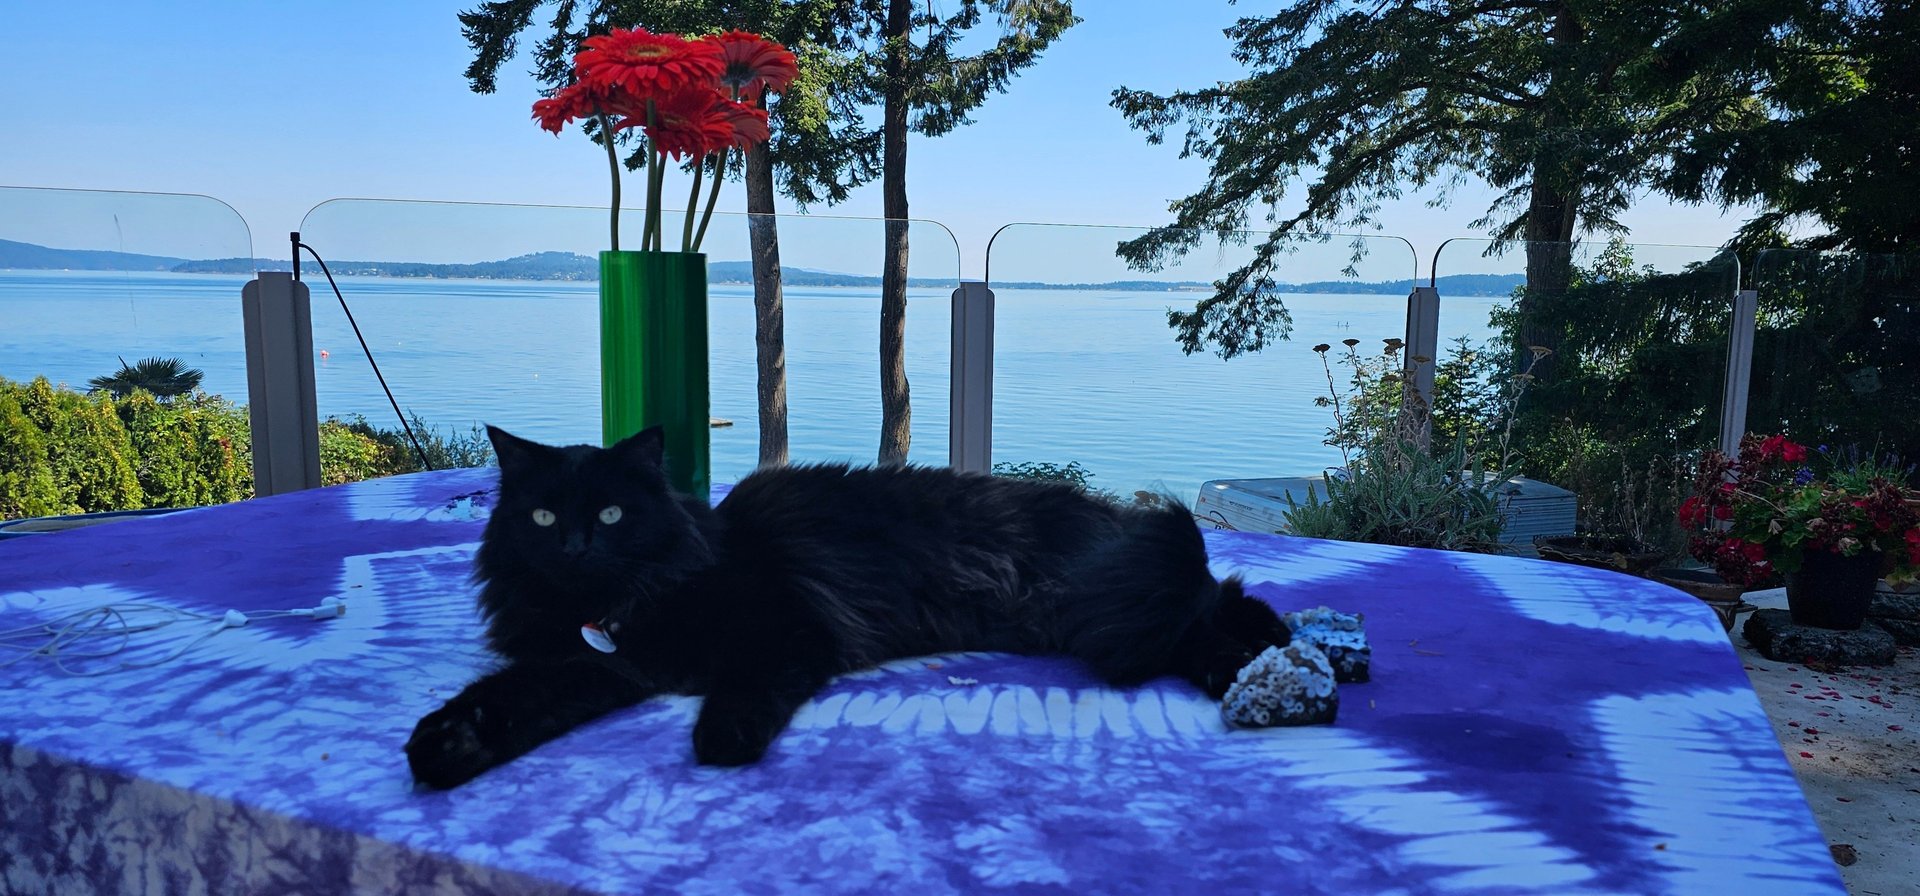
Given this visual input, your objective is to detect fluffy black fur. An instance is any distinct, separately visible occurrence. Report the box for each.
[405,426,1290,788]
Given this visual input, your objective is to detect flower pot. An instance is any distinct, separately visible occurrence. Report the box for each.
[1651,567,1749,631]
[1533,534,1666,576]
[600,250,709,500]
[1784,549,1881,631]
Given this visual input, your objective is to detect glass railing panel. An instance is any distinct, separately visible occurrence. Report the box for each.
[297,199,958,486]
[1430,238,1739,552]
[0,185,256,518]
[1749,249,1919,461]
[984,224,1420,503]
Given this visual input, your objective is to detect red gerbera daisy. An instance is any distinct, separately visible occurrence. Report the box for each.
[708,30,798,100]
[716,99,771,149]
[531,79,642,134]
[644,87,738,160]
[575,28,725,97]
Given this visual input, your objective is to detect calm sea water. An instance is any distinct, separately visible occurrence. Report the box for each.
[0,270,1499,500]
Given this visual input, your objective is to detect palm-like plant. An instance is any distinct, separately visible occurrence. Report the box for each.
[88,356,204,399]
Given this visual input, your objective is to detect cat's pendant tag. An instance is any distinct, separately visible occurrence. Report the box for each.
[581,621,617,653]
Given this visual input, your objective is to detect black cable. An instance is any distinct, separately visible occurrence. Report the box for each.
[289,235,433,472]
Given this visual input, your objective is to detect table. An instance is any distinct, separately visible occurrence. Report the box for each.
[0,469,1846,894]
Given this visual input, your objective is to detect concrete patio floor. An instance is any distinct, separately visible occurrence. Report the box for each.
[1735,588,1920,896]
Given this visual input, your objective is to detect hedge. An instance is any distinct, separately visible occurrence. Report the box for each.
[0,377,488,521]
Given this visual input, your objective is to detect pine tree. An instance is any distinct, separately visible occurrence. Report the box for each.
[858,0,1077,463]
[1661,0,1920,253]
[1112,0,1799,376]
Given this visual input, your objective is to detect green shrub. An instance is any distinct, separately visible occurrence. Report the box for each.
[1,376,250,519]
[0,377,491,520]
[1282,342,1511,553]
[319,418,398,486]
[992,460,1095,489]
[318,413,495,485]
[9,377,144,515]
[119,390,253,508]
[990,459,1155,506]
[405,413,495,470]
[1481,240,1740,558]
[0,385,64,518]
[1282,433,1506,553]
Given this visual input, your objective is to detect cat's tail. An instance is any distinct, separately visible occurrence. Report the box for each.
[1054,501,1229,684]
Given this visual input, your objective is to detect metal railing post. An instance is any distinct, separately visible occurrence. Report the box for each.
[1719,288,1759,457]
[1403,285,1441,408]
[949,280,995,473]
[242,272,321,495]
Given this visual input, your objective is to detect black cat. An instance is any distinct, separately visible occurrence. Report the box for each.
[405,426,1291,788]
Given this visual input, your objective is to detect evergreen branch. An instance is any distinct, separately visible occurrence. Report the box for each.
[458,0,543,94]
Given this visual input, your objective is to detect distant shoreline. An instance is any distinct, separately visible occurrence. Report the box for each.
[0,238,1528,296]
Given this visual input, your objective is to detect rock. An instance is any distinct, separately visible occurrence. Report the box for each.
[1872,617,1920,647]
[1742,609,1897,667]
[1869,587,1920,622]
[1222,644,1339,728]
[1868,583,1920,644]
[1281,606,1371,683]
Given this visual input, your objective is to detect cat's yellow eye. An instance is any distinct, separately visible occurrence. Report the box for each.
[531,509,556,527]
[598,505,623,525]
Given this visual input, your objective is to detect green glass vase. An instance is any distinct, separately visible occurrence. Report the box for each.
[600,250,709,500]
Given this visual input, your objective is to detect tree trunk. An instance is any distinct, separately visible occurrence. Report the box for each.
[1520,178,1576,383]
[877,0,913,465]
[745,142,789,468]
[1518,3,1583,384]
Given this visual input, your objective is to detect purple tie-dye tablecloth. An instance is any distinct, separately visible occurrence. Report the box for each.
[1,469,1843,894]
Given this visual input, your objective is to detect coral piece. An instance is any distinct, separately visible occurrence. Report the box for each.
[1222,644,1339,728]
[1282,606,1371,683]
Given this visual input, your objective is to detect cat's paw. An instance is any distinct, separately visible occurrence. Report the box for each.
[406,695,506,789]
[691,699,777,767]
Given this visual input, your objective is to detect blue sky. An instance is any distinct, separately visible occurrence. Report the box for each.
[1,1,1755,280]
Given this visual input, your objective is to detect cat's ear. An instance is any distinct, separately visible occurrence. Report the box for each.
[611,425,665,469]
[487,425,548,472]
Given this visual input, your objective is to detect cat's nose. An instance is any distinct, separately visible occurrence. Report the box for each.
[562,532,589,557]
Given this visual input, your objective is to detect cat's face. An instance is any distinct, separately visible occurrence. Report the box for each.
[482,425,689,590]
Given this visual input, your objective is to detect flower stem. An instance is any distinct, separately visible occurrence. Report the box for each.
[692,150,726,252]
[644,101,663,252]
[650,148,665,251]
[597,113,620,253]
[682,158,703,251]
[1319,351,1350,469]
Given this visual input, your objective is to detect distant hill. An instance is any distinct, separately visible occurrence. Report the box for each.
[173,251,602,280]
[991,273,1523,296]
[1,237,1526,295]
[170,254,964,287]
[1423,274,1527,297]
[0,238,186,271]
[704,260,960,289]
[989,278,1212,291]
